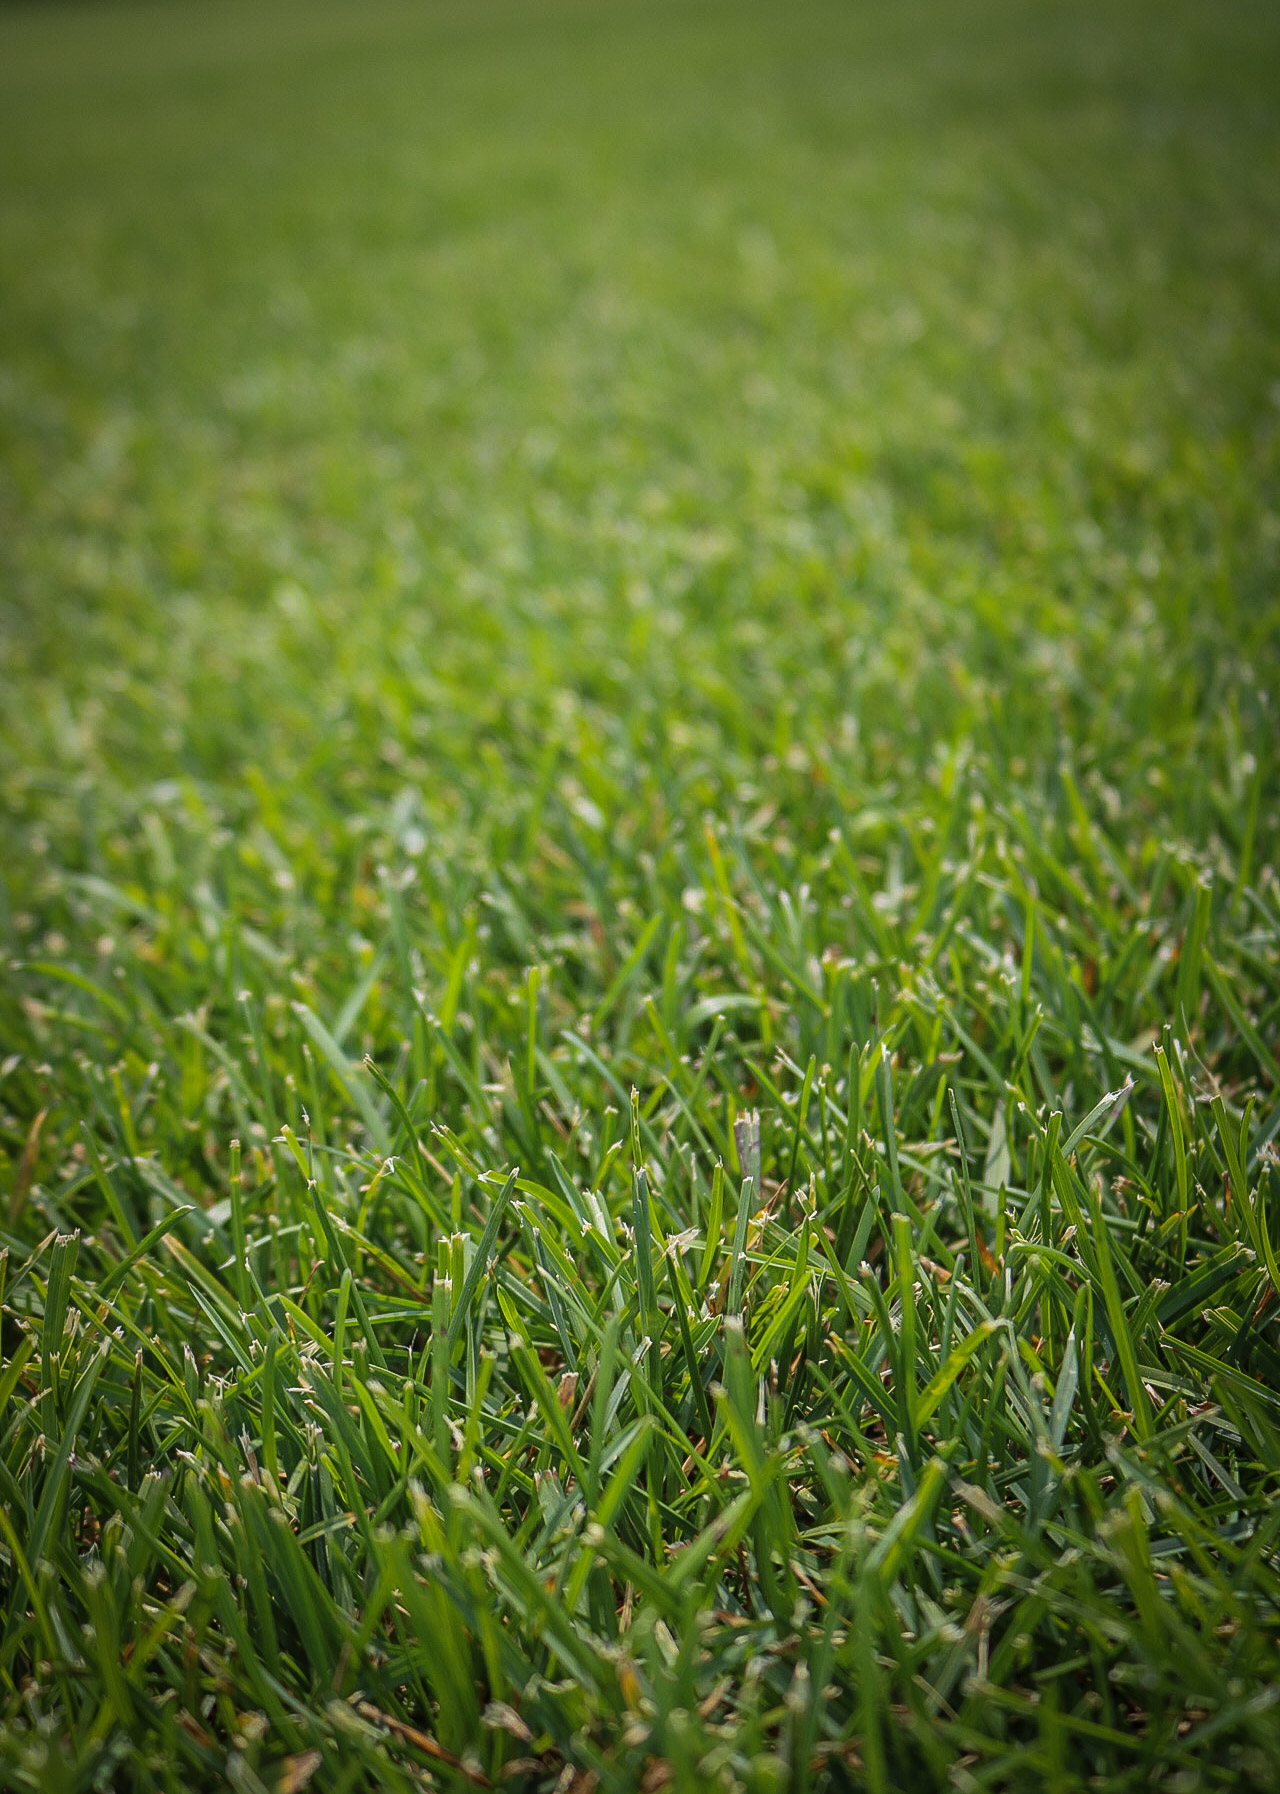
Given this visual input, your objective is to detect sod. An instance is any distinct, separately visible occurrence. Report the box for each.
[2,0,1280,1787]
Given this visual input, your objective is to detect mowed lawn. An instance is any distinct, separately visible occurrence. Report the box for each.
[1,0,1279,1788]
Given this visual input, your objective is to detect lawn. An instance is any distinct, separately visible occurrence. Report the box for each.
[1,0,1280,1787]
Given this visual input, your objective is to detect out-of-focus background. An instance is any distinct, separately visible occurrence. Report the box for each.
[3,0,1277,798]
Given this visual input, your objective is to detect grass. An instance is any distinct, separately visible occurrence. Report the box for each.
[1,0,1280,1786]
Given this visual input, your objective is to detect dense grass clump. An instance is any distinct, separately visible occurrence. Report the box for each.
[2,0,1280,1788]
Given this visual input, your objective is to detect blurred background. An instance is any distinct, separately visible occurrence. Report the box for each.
[1,0,1277,977]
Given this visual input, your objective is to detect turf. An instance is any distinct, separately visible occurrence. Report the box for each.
[1,0,1280,1787]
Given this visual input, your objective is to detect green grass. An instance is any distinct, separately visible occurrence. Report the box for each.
[2,0,1280,1787]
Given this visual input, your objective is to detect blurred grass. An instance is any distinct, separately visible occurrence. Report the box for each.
[1,0,1280,1789]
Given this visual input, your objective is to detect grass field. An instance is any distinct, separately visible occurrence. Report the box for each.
[2,0,1280,1787]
